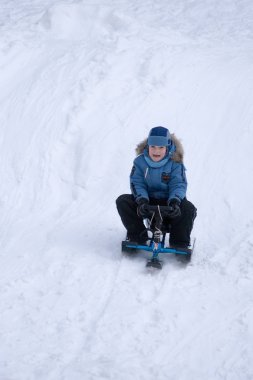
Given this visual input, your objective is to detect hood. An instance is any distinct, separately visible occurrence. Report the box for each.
[135,133,184,163]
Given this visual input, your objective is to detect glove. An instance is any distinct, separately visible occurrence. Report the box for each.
[167,198,181,218]
[136,198,150,218]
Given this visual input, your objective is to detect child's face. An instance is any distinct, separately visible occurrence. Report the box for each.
[148,146,167,162]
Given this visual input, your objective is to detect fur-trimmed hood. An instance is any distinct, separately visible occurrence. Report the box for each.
[135,133,184,163]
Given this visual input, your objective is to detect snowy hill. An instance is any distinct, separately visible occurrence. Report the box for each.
[1,1,253,379]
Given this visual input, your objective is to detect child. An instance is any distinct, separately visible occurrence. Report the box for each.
[116,126,197,248]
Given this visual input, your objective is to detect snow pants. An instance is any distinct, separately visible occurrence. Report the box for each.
[116,194,197,246]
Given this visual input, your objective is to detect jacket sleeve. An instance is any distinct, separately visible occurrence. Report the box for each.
[130,158,149,202]
[168,162,187,201]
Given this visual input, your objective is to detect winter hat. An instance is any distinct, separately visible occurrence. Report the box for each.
[147,126,171,146]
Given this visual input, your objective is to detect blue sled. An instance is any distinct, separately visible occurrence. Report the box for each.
[122,238,196,269]
[121,205,196,269]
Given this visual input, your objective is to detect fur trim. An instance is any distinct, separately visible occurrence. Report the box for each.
[135,133,184,163]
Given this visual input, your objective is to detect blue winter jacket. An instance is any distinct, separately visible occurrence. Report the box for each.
[130,136,187,203]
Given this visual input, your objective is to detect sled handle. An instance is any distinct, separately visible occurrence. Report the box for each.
[144,204,174,218]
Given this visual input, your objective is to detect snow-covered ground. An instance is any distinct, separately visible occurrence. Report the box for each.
[1,1,253,379]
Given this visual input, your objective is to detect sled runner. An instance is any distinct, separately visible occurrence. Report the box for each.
[121,205,196,270]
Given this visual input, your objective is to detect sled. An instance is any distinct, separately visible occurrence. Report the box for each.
[121,205,196,270]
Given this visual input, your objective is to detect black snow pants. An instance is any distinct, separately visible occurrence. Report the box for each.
[116,194,197,246]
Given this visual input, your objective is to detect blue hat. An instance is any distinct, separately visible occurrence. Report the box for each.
[147,126,171,146]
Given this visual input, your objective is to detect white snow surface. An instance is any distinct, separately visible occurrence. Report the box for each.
[1,1,253,379]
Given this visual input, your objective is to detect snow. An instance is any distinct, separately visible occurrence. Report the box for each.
[0,0,253,379]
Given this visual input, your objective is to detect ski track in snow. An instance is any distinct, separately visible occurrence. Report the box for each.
[1,1,253,379]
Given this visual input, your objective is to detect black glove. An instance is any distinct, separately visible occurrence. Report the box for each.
[136,198,150,218]
[167,198,181,218]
